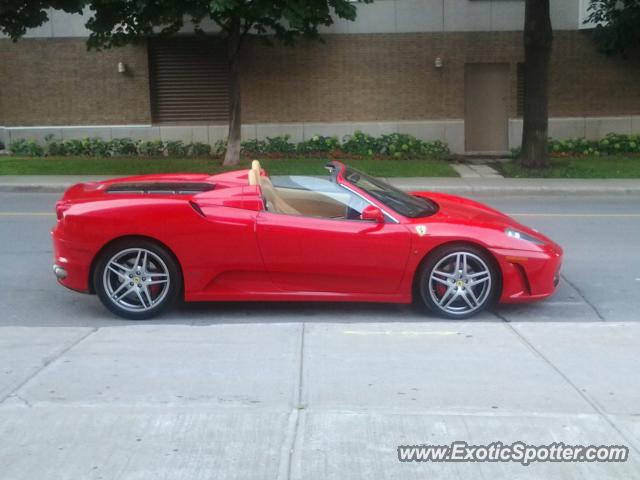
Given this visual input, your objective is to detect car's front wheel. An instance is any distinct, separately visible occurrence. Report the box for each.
[418,244,498,319]
[93,239,182,320]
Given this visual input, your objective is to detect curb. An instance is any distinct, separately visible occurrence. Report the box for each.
[387,185,640,195]
[0,185,71,193]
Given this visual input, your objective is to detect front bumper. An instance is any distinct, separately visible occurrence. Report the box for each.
[493,245,563,304]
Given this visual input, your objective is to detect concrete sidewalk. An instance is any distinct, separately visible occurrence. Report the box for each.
[1,322,639,480]
[2,174,640,194]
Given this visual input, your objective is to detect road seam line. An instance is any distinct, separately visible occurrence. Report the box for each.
[0,327,99,406]
[277,322,305,480]
[560,274,606,321]
[0,212,55,216]
[501,320,640,456]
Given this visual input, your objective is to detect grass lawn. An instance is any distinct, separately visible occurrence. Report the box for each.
[497,155,640,178]
[0,156,457,177]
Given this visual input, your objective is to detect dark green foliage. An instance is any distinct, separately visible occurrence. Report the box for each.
[587,0,640,55]
[11,137,215,158]
[549,133,640,156]
[137,140,165,157]
[340,132,449,158]
[9,133,452,159]
[164,140,188,157]
[8,139,44,156]
[110,138,138,156]
[189,142,212,156]
[296,135,341,153]
[1,0,371,49]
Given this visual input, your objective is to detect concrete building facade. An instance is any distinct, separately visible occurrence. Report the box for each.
[1,0,639,153]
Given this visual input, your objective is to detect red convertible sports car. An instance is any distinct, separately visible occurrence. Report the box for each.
[52,160,562,320]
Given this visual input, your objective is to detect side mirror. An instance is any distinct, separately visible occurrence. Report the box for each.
[360,205,384,223]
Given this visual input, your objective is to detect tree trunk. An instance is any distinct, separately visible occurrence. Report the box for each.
[520,0,553,169]
[223,18,242,166]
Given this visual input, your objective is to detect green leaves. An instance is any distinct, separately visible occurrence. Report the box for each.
[239,132,450,159]
[0,0,84,39]
[2,0,372,48]
[548,133,640,156]
[9,136,213,158]
[341,131,449,158]
[587,0,640,56]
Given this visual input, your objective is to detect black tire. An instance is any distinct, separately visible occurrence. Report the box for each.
[93,238,182,320]
[418,244,499,319]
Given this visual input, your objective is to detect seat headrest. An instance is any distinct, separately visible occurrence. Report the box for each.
[248,168,260,186]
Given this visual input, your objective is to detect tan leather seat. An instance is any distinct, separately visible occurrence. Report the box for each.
[248,160,300,215]
[261,181,301,215]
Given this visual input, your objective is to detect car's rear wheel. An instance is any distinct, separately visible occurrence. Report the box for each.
[93,239,181,320]
[418,244,498,319]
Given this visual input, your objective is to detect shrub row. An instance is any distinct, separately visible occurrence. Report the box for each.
[510,133,640,158]
[549,133,640,156]
[8,131,450,159]
[9,136,214,158]
[242,132,450,158]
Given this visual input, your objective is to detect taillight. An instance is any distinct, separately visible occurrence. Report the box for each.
[55,201,70,220]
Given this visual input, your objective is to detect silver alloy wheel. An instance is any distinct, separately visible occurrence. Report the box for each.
[428,251,492,316]
[102,248,171,313]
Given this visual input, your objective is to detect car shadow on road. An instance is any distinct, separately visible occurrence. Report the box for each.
[3,274,605,327]
[174,300,499,324]
[4,295,606,327]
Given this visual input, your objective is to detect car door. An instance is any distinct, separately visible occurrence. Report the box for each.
[255,189,411,295]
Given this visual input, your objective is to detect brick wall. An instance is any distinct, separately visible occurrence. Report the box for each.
[0,38,151,126]
[240,31,640,123]
[1,31,638,127]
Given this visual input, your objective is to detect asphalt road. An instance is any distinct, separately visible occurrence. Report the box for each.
[0,192,638,326]
[1,192,640,480]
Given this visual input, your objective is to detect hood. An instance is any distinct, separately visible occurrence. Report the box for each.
[418,192,514,225]
[412,191,557,247]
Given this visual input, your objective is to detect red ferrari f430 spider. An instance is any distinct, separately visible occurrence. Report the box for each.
[52,161,562,320]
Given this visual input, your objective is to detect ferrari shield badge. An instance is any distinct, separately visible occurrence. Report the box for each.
[415,225,428,236]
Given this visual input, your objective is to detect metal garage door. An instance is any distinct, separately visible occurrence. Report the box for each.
[148,37,230,124]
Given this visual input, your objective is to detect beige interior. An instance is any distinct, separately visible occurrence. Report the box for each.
[247,160,301,215]
[276,188,346,218]
[247,160,352,218]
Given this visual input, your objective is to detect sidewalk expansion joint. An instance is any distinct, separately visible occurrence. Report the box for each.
[503,322,640,456]
[0,327,98,405]
[277,322,306,480]
[560,274,606,321]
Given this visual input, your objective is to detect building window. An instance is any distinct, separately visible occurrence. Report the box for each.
[148,37,230,124]
[516,62,524,118]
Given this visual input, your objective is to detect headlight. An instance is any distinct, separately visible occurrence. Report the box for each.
[505,228,545,245]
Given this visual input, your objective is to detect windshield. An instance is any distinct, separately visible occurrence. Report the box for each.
[343,168,437,218]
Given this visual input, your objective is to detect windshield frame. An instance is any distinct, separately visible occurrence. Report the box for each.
[330,163,438,220]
